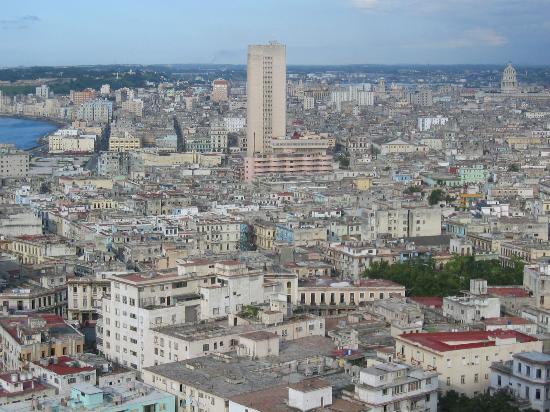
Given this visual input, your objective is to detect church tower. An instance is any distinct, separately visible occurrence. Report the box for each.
[501,63,518,93]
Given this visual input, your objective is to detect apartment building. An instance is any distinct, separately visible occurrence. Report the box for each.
[0,314,85,371]
[244,152,333,181]
[246,42,286,156]
[70,88,97,105]
[108,131,141,152]
[0,371,55,406]
[67,276,111,323]
[395,330,542,396]
[0,145,30,178]
[211,79,229,102]
[97,271,200,371]
[325,242,379,278]
[48,133,96,154]
[297,278,405,309]
[346,362,438,412]
[99,259,293,371]
[443,279,501,324]
[524,261,550,309]
[364,204,441,240]
[143,335,338,412]
[29,356,96,395]
[3,235,76,265]
[490,352,550,411]
[148,313,324,366]
[76,99,113,123]
[196,218,241,253]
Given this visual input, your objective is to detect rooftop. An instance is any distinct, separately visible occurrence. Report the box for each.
[398,330,539,352]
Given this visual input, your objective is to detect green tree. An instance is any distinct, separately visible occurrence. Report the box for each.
[429,189,444,205]
[363,255,523,297]
[508,164,520,172]
[439,389,537,412]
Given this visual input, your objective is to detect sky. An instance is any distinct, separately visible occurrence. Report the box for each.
[1,0,550,66]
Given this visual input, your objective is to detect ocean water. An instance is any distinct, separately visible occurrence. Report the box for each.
[0,117,58,149]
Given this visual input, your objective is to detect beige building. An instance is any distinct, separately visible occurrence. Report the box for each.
[297,278,405,309]
[4,234,77,265]
[246,42,286,156]
[211,79,230,102]
[0,145,29,178]
[0,314,85,371]
[67,277,111,323]
[109,131,141,152]
[395,330,542,396]
[48,134,96,154]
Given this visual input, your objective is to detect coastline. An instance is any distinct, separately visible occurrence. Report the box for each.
[0,114,64,152]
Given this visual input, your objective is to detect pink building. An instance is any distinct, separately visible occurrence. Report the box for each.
[244,152,333,181]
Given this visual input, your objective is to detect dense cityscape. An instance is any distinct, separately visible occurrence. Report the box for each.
[1,2,550,412]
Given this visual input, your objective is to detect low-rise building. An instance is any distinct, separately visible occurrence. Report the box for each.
[443,279,501,324]
[346,362,438,412]
[490,352,550,411]
[395,330,542,395]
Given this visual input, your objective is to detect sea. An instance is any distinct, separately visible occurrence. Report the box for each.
[0,117,58,150]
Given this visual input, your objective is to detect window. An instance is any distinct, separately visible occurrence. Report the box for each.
[537,369,542,379]
[474,374,479,383]
[497,375,501,386]
[446,377,451,386]
[203,344,209,352]
[461,375,465,384]
[536,389,541,400]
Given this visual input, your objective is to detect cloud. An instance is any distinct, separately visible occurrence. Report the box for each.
[465,28,507,46]
[0,15,41,30]
[407,28,508,49]
[351,0,381,9]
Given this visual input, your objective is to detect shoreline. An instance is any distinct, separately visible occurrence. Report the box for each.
[0,114,64,152]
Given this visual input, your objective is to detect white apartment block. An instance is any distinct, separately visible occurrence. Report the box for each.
[209,124,228,152]
[524,261,550,309]
[348,362,438,412]
[443,279,501,324]
[417,116,449,131]
[98,260,296,371]
[223,117,246,133]
[490,352,550,411]
[364,205,442,240]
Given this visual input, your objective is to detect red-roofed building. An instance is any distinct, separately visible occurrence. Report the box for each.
[409,296,443,310]
[487,286,535,315]
[482,316,536,334]
[395,330,543,395]
[29,356,96,395]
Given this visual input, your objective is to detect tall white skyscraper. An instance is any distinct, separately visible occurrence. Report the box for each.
[246,41,286,156]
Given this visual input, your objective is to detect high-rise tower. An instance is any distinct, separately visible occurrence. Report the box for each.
[246,42,286,156]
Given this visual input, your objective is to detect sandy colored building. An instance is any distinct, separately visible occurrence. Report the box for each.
[395,330,542,396]
[246,42,286,156]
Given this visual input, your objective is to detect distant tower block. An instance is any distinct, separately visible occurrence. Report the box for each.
[377,78,386,94]
[501,62,518,93]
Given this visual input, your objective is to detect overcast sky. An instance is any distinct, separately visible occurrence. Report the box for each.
[2,0,550,66]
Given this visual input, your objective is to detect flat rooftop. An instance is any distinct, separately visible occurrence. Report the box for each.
[398,330,539,352]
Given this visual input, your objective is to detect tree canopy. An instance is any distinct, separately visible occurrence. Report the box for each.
[439,390,537,412]
[363,255,524,296]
